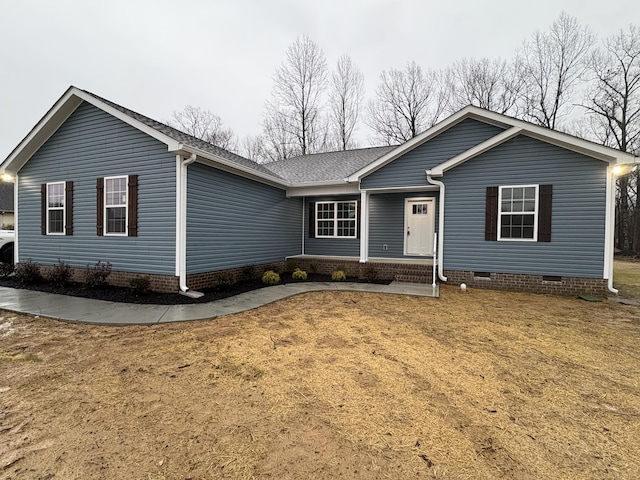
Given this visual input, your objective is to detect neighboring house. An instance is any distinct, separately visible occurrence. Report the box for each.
[0,182,14,229]
[1,86,637,295]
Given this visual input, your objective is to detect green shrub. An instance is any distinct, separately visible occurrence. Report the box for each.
[15,260,43,285]
[129,276,151,293]
[285,259,298,273]
[241,264,256,281]
[262,270,281,285]
[331,270,347,282]
[84,261,112,288]
[292,268,307,280]
[213,273,235,290]
[363,265,378,282]
[47,259,73,285]
[0,262,14,278]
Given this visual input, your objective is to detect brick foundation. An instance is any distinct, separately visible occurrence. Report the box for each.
[443,270,608,296]
[288,258,434,283]
[186,261,286,291]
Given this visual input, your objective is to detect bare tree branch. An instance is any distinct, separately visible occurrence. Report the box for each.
[328,55,365,150]
[167,105,237,151]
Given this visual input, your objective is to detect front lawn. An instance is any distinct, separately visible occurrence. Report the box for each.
[1,267,639,479]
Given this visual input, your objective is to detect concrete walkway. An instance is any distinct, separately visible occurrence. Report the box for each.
[0,281,439,325]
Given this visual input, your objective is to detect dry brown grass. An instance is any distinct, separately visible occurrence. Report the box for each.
[1,269,640,479]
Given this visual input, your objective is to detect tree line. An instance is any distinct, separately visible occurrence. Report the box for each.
[168,13,640,251]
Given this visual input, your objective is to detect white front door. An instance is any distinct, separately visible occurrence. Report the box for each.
[405,198,435,256]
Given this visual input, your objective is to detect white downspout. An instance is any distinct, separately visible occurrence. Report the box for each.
[426,171,447,282]
[179,154,197,292]
[605,165,618,294]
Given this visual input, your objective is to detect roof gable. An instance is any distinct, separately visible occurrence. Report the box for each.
[350,106,637,182]
[1,87,285,187]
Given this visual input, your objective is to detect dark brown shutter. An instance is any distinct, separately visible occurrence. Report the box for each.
[41,184,47,235]
[538,184,552,242]
[308,202,315,238]
[485,186,498,241]
[356,200,361,239]
[128,175,138,237]
[65,181,73,236]
[96,178,104,236]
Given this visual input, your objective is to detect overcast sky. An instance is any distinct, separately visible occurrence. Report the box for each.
[1,0,638,159]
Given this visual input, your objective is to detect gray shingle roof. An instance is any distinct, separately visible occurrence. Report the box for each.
[264,146,397,183]
[81,90,283,181]
[0,182,13,212]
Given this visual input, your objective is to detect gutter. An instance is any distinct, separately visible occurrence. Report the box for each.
[426,170,447,282]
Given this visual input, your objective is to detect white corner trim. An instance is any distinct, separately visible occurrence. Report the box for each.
[175,155,181,277]
[359,191,369,262]
[13,174,18,263]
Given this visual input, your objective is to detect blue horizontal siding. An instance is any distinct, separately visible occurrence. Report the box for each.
[443,134,607,278]
[304,196,360,256]
[361,119,504,189]
[18,102,176,275]
[186,163,302,273]
[368,192,439,258]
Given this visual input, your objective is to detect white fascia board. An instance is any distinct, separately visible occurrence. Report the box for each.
[286,182,360,197]
[180,146,289,189]
[347,106,492,182]
[0,87,182,175]
[363,185,440,194]
[468,108,637,164]
[430,127,523,176]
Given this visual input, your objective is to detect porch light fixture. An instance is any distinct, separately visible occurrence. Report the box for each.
[1,173,14,183]
[612,164,638,176]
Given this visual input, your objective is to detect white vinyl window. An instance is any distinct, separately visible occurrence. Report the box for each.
[498,185,538,241]
[105,176,128,235]
[46,182,65,235]
[316,201,357,238]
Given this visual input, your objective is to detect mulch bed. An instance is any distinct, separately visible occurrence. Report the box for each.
[0,272,390,305]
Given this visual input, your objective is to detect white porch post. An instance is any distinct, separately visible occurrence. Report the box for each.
[359,190,369,263]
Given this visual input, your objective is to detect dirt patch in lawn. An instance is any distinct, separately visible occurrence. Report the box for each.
[1,287,640,479]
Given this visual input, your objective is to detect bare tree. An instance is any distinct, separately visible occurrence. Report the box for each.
[262,35,328,160]
[519,12,595,129]
[168,105,236,150]
[446,57,524,115]
[367,62,448,145]
[328,55,365,150]
[583,25,640,250]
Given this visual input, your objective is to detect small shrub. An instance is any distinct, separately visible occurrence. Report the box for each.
[47,259,73,285]
[292,268,307,280]
[262,270,281,285]
[241,264,256,281]
[213,273,235,290]
[0,262,14,278]
[84,261,112,288]
[129,276,151,293]
[331,270,347,282]
[15,260,43,285]
[363,265,378,282]
[284,259,298,273]
[309,262,318,274]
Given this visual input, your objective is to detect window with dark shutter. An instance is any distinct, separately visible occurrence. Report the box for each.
[65,181,73,236]
[485,186,498,241]
[96,177,104,236]
[538,184,552,242]
[308,202,315,238]
[40,184,46,235]
[128,175,138,237]
[356,200,361,239]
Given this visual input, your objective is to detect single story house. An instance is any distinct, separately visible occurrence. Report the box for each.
[0,182,14,229]
[1,86,637,295]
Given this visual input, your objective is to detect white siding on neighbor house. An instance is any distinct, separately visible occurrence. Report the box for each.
[17,102,177,275]
[186,162,302,274]
[443,134,608,278]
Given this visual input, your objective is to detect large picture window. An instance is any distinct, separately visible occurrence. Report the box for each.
[46,182,65,234]
[105,176,128,235]
[315,201,357,238]
[498,185,538,240]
